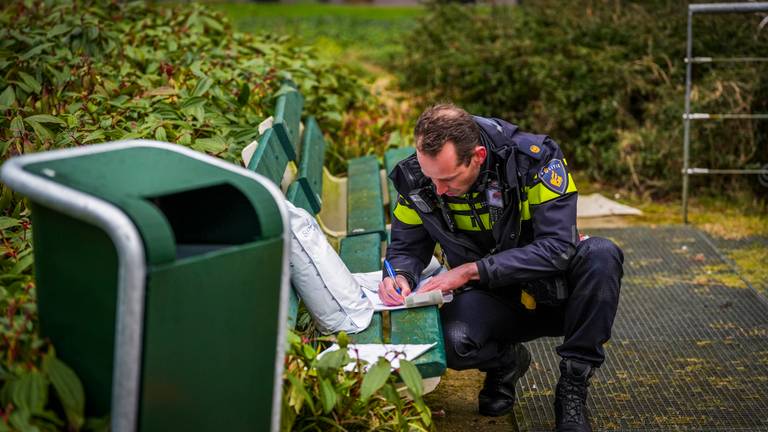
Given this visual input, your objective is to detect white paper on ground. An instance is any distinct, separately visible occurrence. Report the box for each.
[319,342,437,371]
[352,271,453,311]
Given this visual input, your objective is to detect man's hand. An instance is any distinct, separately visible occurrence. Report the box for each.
[418,262,479,294]
[378,275,412,306]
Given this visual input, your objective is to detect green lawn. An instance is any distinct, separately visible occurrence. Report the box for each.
[209,2,423,66]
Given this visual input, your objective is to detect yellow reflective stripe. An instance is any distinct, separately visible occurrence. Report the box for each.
[393,202,422,225]
[521,290,536,310]
[520,200,531,221]
[447,202,471,211]
[454,213,491,231]
[526,173,577,205]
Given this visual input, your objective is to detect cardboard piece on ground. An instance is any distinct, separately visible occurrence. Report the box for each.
[577,193,642,218]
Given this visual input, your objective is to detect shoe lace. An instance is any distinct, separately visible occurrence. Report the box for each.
[558,374,588,424]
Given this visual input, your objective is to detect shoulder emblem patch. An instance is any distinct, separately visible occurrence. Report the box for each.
[530,145,540,154]
[539,159,568,195]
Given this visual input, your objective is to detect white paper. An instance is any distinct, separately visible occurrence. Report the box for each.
[352,271,453,311]
[319,342,437,371]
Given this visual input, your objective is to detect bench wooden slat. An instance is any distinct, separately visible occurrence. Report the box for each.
[286,178,319,215]
[348,313,383,344]
[384,147,415,214]
[346,156,386,239]
[339,232,385,344]
[391,307,447,378]
[273,88,303,162]
[339,232,381,272]
[297,117,326,211]
[247,128,289,186]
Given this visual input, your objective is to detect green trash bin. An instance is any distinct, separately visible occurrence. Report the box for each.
[0,141,291,432]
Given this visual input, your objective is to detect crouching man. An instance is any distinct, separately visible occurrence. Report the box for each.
[378,104,623,431]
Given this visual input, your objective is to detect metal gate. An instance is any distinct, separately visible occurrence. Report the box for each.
[681,2,768,223]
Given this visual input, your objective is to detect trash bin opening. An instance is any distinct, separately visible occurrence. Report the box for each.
[147,183,262,259]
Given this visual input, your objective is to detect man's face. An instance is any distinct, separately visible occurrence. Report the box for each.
[417,141,486,197]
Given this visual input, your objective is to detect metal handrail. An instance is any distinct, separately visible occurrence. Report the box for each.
[682,113,768,120]
[686,57,768,63]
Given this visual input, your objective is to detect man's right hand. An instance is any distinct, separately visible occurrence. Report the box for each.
[378,275,412,306]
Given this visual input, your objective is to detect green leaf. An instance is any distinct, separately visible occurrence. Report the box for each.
[24,119,53,142]
[0,141,9,158]
[286,330,301,347]
[360,358,391,401]
[398,360,423,399]
[191,105,205,123]
[237,82,250,106]
[180,96,206,111]
[0,86,15,108]
[380,383,401,405]
[8,407,38,432]
[192,77,213,97]
[18,72,41,94]
[11,116,25,137]
[201,16,224,33]
[154,126,167,142]
[0,217,20,230]
[83,130,105,143]
[10,254,34,275]
[191,136,226,154]
[44,353,85,430]
[286,373,315,414]
[301,344,316,361]
[20,43,54,61]
[47,24,71,38]
[316,348,347,377]
[318,378,337,414]
[25,114,66,126]
[12,370,48,414]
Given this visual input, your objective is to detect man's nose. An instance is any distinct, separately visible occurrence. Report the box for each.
[434,181,449,195]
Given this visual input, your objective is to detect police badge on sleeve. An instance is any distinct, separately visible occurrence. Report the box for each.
[539,159,568,194]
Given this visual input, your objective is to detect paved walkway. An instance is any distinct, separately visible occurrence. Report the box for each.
[426,226,768,431]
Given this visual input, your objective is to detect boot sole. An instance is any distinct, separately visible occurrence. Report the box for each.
[478,345,532,417]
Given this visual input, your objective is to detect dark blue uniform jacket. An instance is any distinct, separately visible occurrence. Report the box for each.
[386,116,579,309]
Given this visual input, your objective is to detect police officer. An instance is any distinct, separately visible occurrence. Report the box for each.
[378,104,624,432]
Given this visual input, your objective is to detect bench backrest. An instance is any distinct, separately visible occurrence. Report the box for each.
[247,84,325,327]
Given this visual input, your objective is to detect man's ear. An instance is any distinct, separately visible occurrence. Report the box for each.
[472,145,487,166]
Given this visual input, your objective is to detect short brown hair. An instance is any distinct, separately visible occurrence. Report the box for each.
[414,103,480,166]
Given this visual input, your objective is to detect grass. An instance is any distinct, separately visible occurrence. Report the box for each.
[208,2,423,66]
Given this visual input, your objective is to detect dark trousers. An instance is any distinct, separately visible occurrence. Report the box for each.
[440,237,624,371]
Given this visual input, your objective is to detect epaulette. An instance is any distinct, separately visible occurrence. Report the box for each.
[511,132,548,161]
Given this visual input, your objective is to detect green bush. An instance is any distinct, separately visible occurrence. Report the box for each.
[0,1,413,430]
[0,1,378,167]
[396,1,768,196]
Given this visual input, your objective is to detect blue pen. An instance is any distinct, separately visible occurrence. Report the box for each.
[383,259,402,295]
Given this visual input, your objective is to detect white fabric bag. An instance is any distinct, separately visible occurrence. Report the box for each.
[286,201,374,334]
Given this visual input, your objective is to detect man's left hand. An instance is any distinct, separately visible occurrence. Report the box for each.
[418,262,479,294]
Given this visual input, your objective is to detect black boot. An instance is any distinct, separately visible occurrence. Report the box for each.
[554,359,594,432]
[478,343,531,416]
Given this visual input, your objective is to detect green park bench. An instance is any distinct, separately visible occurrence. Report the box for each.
[246,84,447,383]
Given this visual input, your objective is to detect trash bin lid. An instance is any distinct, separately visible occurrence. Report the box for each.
[22,143,282,265]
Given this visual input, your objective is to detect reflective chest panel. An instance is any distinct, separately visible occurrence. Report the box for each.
[393,158,577,234]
